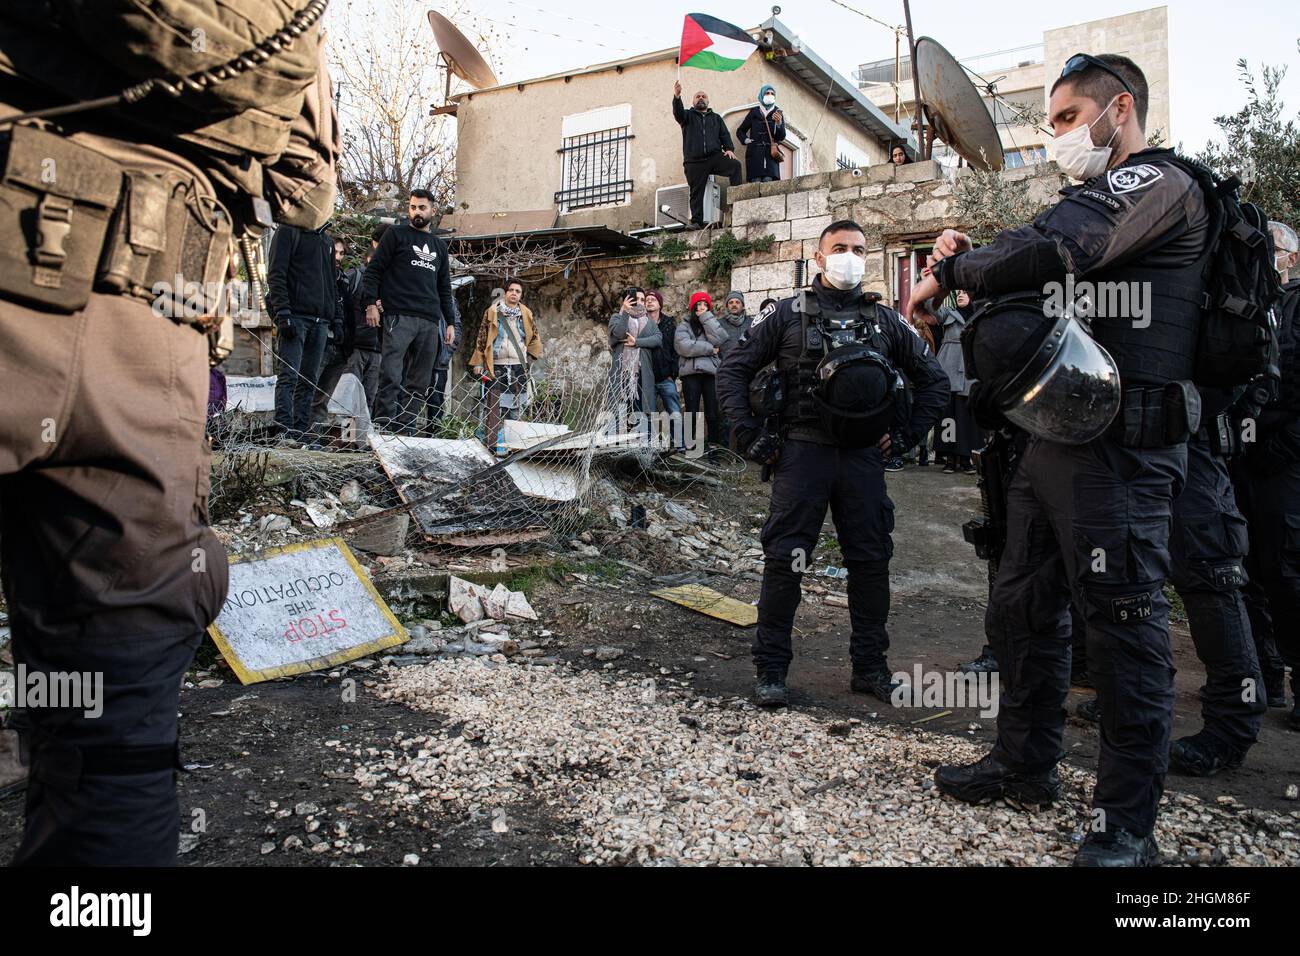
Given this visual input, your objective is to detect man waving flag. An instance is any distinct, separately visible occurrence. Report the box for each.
[679,13,758,72]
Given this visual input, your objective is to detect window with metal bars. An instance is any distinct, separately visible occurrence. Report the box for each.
[555,127,634,211]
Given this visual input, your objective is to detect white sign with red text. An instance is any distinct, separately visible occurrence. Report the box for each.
[208,538,406,684]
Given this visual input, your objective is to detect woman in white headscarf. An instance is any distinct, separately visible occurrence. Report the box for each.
[736,83,786,183]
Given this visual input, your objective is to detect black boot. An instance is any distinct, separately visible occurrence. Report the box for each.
[1073,828,1159,867]
[934,752,1060,808]
[959,649,998,675]
[1169,731,1247,777]
[1265,680,1288,708]
[850,667,904,702]
[755,671,789,709]
[1076,696,1100,723]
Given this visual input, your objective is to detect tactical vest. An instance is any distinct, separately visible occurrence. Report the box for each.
[1084,257,1205,388]
[780,288,896,443]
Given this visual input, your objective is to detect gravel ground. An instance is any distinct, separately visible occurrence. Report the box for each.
[347,656,1300,867]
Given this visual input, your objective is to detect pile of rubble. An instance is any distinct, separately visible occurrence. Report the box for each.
[345,656,1300,867]
[571,479,765,578]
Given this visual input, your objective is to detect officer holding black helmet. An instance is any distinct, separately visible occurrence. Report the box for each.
[906,53,1216,866]
[718,219,948,709]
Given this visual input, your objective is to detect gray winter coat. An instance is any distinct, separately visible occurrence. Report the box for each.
[608,311,663,414]
[675,312,726,376]
[717,310,752,362]
[936,305,971,396]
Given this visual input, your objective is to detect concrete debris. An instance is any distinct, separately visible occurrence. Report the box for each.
[258,514,292,533]
[345,505,410,556]
[448,575,538,626]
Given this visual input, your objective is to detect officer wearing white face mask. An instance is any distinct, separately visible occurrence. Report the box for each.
[716,220,948,710]
[905,53,1216,867]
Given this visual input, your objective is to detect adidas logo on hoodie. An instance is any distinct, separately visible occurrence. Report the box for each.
[410,243,439,271]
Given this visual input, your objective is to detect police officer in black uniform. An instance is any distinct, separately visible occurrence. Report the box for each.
[717,220,948,708]
[1234,223,1300,731]
[906,54,1210,866]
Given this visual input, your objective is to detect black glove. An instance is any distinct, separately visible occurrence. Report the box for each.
[889,428,915,458]
[276,314,297,343]
[744,428,782,466]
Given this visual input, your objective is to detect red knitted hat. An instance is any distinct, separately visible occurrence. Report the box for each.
[688,291,713,313]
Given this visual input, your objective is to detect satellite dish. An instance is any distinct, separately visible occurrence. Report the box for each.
[914,36,1003,171]
[427,11,498,90]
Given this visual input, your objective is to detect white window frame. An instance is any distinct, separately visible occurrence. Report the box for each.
[557,104,634,214]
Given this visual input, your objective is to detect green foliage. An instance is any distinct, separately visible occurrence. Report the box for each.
[1195,53,1300,228]
[645,262,667,289]
[701,231,777,282]
[656,237,691,263]
[331,209,379,270]
[952,169,1061,246]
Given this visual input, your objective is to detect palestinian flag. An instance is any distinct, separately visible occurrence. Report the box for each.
[679,13,757,72]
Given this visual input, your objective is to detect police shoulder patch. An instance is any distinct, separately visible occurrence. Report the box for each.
[750,301,778,330]
[1106,164,1163,194]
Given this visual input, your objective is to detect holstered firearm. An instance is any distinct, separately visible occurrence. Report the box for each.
[962,427,1019,584]
[747,365,785,481]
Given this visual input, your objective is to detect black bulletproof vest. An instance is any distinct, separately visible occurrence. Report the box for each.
[780,288,890,433]
[1084,174,1211,387]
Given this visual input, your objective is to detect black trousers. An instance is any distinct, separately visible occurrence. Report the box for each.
[1234,434,1300,699]
[680,373,721,447]
[683,153,742,225]
[987,434,1185,838]
[755,440,895,676]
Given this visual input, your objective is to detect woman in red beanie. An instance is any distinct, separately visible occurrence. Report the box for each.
[674,292,726,449]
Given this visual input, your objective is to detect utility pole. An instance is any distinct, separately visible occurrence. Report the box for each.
[902,0,926,158]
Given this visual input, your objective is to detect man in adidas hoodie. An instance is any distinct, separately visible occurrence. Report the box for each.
[361,188,457,434]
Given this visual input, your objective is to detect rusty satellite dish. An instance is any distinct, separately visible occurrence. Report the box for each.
[914,36,1003,171]
[428,10,498,116]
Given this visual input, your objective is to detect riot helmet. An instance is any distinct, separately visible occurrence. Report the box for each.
[812,343,896,447]
[962,292,1121,444]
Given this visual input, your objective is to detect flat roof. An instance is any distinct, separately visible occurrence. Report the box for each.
[451,17,917,152]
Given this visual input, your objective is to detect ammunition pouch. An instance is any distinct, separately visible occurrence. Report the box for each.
[1198,409,1238,457]
[1109,381,1202,448]
[0,125,233,354]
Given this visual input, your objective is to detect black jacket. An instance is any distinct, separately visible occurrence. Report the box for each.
[935,149,1209,294]
[652,313,680,381]
[672,96,735,162]
[360,223,455,323]
[266,224,340,325]
[716,278,949,445]
[340,266,374,351]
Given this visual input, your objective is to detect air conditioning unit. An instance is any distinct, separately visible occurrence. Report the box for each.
[654,176,726,229]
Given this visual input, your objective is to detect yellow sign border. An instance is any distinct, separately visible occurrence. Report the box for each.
[206,537,408,685]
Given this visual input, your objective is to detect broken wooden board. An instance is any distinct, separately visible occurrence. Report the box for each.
[207,538,406,684]
[368,434,556,542]
[650,584,759,627]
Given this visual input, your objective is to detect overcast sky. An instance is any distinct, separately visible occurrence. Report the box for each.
[426,0,1297,152]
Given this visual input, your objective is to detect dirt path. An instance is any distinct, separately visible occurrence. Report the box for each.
[1,465,1296,865]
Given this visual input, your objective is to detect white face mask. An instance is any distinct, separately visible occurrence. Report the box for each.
[821,252,866,290]
[1051,95,1121,181]
[763,94,775,106]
